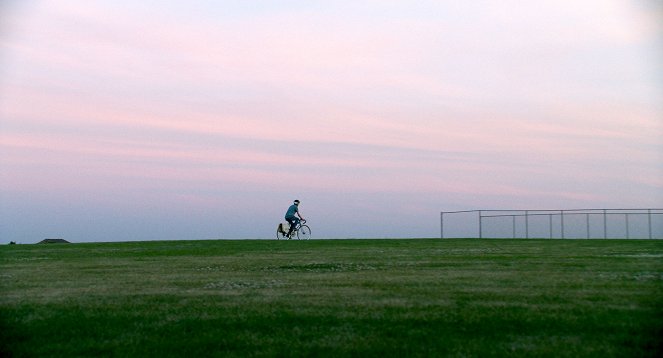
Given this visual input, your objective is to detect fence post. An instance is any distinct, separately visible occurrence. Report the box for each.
[586,213,590,239]
[440,212,444,239]
[525,210,529,239]
[603,209,607,239]
[626,214,630,239]
[549,214,553,239]
[561,210,565,239]
[479,211,483,239]
[512,215,516,238]
[648,209,652,239]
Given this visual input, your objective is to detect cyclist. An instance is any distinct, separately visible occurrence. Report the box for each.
[284,199,305,238]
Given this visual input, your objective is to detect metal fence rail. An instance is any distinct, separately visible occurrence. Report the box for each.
[441,209,663,239]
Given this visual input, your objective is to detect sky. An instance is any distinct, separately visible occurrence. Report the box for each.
[1,0,662,242]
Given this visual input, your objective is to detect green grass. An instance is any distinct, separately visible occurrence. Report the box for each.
[1,239,662,357]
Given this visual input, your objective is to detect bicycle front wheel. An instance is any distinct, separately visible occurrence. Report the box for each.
[297,225,311,240]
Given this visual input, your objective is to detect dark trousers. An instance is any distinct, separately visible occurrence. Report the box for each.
[285,217,299,236]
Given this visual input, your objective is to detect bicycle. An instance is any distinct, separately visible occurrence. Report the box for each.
[276,219,311,240]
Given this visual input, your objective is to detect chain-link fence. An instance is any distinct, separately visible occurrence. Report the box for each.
[441,209,663,239]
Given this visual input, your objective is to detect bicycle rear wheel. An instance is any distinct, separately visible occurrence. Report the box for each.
[276,226,287,240]
[297,225,311,240]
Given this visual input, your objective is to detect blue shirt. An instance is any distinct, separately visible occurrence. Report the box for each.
[285,204,298,219]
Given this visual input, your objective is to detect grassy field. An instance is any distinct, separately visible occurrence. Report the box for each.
[1,239,662,357]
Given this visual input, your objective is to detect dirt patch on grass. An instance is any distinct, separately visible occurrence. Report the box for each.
[203,280,286,290]
[263,262,377,273]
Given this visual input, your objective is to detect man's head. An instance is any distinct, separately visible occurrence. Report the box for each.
[294,200,300,205]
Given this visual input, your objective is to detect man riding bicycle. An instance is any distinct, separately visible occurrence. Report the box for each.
[285,199,305,238]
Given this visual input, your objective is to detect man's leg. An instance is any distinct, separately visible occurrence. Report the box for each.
[286,218,296,237]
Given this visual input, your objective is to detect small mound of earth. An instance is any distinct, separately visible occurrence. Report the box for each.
[37,239,70,244]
